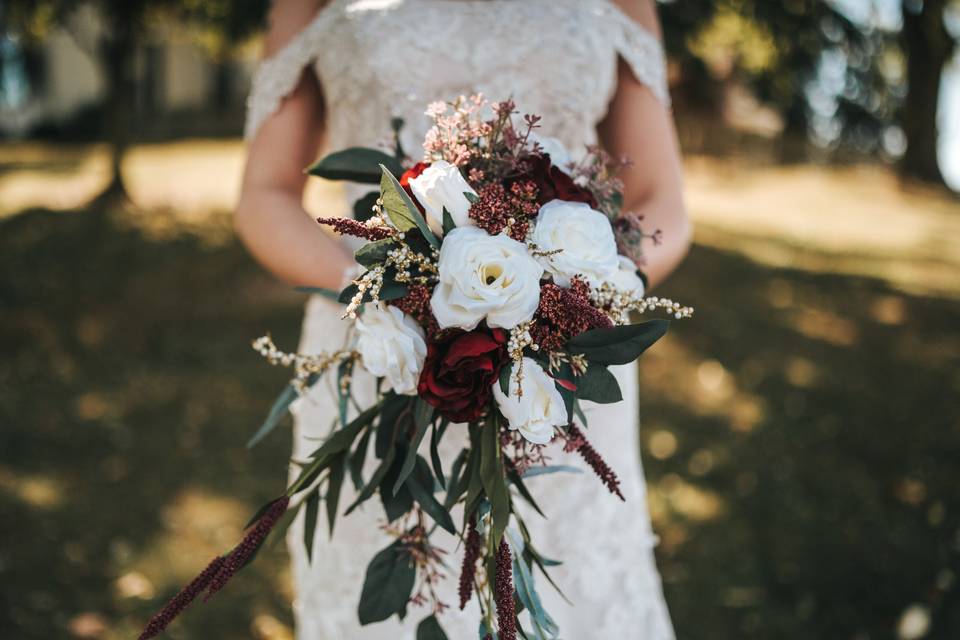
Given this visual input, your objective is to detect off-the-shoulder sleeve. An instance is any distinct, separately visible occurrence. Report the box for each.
[601,3,671,107]
[244,11,332,140]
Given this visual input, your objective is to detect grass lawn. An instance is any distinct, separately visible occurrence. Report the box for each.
[1,141,959,639]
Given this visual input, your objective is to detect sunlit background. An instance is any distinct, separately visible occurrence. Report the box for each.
[1,1,959,639]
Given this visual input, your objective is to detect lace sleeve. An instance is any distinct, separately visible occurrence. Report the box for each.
[600,2,671,107]
[244,8,334,140]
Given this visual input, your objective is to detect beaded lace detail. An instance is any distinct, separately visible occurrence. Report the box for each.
[247,1,676,638]
[245,0,670,143]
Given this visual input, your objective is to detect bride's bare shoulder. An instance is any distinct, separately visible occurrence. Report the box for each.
[264,0,331,56]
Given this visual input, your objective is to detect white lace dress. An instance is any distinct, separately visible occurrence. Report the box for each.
[245,1,675,637]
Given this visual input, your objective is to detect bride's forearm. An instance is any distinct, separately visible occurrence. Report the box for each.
[235,188,354,289]
[623,192,691,290]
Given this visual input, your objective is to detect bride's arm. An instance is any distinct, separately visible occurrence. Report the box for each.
[235,0,353,288]
[598,0,691,289]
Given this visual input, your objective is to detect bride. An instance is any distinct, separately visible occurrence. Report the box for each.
[236,1,690,638]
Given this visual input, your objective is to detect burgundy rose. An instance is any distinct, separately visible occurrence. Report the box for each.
[418,327,507,422]
[522,154,598,208]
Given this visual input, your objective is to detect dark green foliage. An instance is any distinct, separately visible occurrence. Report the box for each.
[246,383,298,448]
[567,320,669,365]
[358,541,417,624]
[308,147,404,184]
[416,615,450,640]
[573,364,622,404]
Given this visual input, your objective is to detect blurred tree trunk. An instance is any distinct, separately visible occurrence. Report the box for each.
[92,2,139,206]
[900,0,953,186]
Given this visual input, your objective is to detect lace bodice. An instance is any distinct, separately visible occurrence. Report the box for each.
[246,0,669,158]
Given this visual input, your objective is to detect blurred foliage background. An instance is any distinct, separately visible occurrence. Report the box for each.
[1,1,959,639]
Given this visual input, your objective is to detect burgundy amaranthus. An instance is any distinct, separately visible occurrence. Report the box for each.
[390,284,441,338]
[317,216,393,241]
[137,556,225,640]
[205,495,290,598]
[458,517,482,609]
[531,277,613,351]
[138,495,290,639]
[566,424,625,501]
[467,181,540,241]
[494,539,518,640]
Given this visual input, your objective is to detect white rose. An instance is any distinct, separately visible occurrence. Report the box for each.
[354,304,427,395]
[528,133,574,175]
[530,199,620,287]
[408,160,477,233]
[493,358,567,445]
[431,227,544,330]
[607,255,646,299]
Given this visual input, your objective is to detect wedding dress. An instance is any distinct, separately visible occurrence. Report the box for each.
[245,1,675,637]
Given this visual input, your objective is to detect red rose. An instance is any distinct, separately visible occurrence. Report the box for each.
[522,154,598,208]
[417,327,507,423]
[399,162,430,213]
[400,161,429,190]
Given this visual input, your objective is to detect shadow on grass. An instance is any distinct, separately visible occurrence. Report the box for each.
[0,207,303,639]
[646,243,960,639]
[0,206,958,639]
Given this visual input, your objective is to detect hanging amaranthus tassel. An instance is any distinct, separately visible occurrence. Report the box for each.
[567,423,625,501]
[137,556,225,640]
[316,216,394,241]
[494,539,517,640]
[458,517,482,609]
[138,495,289,639]
[205,495,290,598]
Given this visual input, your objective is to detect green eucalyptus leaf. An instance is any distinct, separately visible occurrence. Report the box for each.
[508,467,546,518]
[349,428,372,491]
[337,359,354,428]
[381,451,415,522]
[376,393,414,459]
[499,361,513,396]
[444,448,470,511]
[479,620,497,640]
[355,238,395,268]
[287,404,380,495]
[416,615,450,640]
[572,400,589,427]
[554,381,575,423]
[512,552,559,639]
[308,147,403,184]
[521,465,583,479]
[337,273,408,305]
[429,420,449,489]
[246,384,298,449]
[303,491,320,563]
[379,165,440,248]
[441,208,456,235]
[392,400,433,496]
[353,191,380,222]
[326,453,348,535]
[481,414,511,545]
[358,540,417,624]
[293,286,341,301]
[345,448,395,515]
[574,365,623,404]
[406,456,456,534]
[567,320,669,365]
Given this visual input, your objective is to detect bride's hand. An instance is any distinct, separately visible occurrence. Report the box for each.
[235,0,354,289]
[599,1,692,289]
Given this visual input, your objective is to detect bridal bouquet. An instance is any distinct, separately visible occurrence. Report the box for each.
[140,96,692,640]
